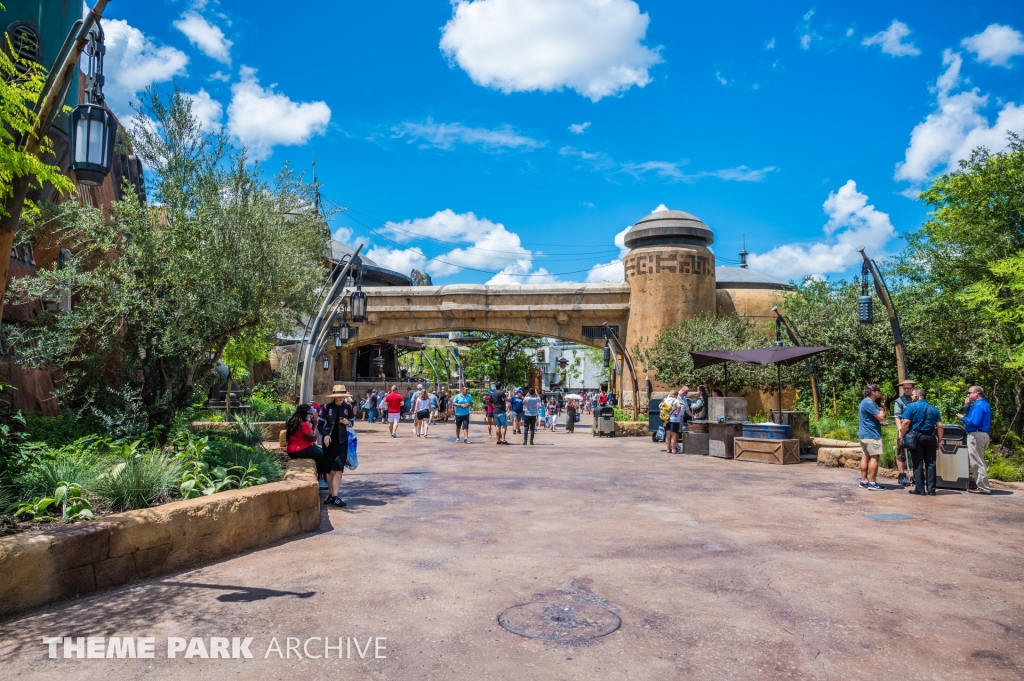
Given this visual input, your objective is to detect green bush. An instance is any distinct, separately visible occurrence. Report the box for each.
[94,442,181,511]
[747,412,770,424]
[22,412,87,446]
[14,438,106,499]
[205,441,283,483]
[244,393,292,422]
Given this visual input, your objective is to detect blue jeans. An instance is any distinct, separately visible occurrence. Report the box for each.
[369,408,377,422]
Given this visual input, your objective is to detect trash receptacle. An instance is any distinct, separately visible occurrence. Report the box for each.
[937,425,969,490]
[597,406,616,437]
[648,398,664,431]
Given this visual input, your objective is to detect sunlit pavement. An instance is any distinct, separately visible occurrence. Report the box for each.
[2,414,1022,680]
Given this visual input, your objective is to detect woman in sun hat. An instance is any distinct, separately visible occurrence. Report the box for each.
[321,384,356,507]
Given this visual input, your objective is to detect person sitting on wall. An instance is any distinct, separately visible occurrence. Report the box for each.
[286,404,328,496]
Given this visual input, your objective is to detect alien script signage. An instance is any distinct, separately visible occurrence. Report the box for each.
[625,252,714,278]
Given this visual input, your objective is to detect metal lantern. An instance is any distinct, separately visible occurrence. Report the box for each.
[603,338,611,367]
[70,104,117,186]
[338,318,351,342]
[322,355,330,370]
[858,261,874,324]
[417,362,425,374]
[334,330,343,349]
[349,258,367,323]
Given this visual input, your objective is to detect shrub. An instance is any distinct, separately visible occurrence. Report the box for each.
[988,462,1023,482]
[205,441,283,483]
[14,438,106,499]
[22,412,88,446]
[244,392,292,422]
[95,443,181,511]
[227,418,270,450]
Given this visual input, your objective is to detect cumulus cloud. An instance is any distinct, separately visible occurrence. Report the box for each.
[439,0,662,102]
[895,49,1024,186]
[226,67,331,160]
[174,11,233,64]
[747,180,895,279]
[368,209,554,283]
[391,119,543,151]
[862,20,921,57]
[103,18,189,119]
[961,24,1024,67]
[585,224,631,283]
[183,88,223,132]
[568,122,591,134]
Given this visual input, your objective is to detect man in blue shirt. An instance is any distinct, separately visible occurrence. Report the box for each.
[510,390,524,435]
[858,384,886,490]
[452,387,473,444]
[899,388,944,496]
[957,385,991,494]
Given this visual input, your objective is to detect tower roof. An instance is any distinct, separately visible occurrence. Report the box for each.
[622,208,715,249]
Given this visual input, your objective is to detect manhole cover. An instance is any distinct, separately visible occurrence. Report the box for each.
[865,513,914,521]
[498,602,621,642]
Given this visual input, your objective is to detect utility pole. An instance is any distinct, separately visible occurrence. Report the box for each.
[858,248,908,383]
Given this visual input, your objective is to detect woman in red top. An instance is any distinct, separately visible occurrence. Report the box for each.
[286,404,328,479]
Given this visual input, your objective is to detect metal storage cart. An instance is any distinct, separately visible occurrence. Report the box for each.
[596,406,616,437]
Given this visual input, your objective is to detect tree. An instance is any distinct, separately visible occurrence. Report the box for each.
[461,333,543,387]
[221,327,273,416]
[634,313,784,394]
[6,88,327,433]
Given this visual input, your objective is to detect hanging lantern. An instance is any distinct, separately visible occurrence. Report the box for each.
[603,338,611,367]
[349,258,367,323]
[334,331,343,349]
[70,106,117,186]
[339,318,350,342]
[858,261,874,324]
[322,355,330,370]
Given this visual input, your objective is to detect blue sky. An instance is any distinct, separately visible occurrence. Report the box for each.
[100,0,1024,284]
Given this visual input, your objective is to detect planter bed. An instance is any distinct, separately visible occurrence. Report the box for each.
[0,460,319,619]
[190,420,286,440]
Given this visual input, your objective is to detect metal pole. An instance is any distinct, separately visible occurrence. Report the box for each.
[773,307,821,421]
[300,245,362,403]
[603,323,640,421]
[858,249,908,383]
[292,255,350,397]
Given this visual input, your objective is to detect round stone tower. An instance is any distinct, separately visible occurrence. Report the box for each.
[622,208,717,399]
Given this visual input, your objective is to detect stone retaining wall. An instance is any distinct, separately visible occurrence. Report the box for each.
[0,460,319,619]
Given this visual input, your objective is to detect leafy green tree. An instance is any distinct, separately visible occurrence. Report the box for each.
[221,328,273,416]
[6,88,326,433]
[634,313,784,394]
[461,333,543,387]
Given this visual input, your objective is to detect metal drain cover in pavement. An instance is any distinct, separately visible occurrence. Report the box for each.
[498,602,621,642]
[865,513,914,521]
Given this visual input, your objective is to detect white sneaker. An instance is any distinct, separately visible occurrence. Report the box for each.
[455,437,461,443]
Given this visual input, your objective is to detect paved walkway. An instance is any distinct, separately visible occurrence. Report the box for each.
[2,415,1023,680]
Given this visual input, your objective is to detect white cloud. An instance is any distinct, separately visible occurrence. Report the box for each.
[748,180,895,279]
[439,0,662,102]
[208,70,231,82]
[961,24,1024,67]
[371,209,553,283]
[103,18,189,119]
[183,88,223,133]
[895,49,1024,185]
[766,37,776,50]
[568,121,591,134]
[715,71,728,85]
[862,20,921,57]
[798,9,817,50]
[226,67,331,160]
[331,226,354,245]
[585,225,630,282]
[174,11,233,64]
[392,119,543,151]
[562,147,778,184]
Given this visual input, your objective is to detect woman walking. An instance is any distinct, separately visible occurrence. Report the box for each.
[547,397,559,431]
[321,385,355,508]
[414,388,432,437]
[565,399,577,433]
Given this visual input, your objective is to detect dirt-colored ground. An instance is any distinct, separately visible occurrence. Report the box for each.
[1,414,1022,680]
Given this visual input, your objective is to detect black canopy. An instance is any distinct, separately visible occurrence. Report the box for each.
[689,346,830,369]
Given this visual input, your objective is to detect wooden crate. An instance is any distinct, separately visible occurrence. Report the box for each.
[733,437,801,465]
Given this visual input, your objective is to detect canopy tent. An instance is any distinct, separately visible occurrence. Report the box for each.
[688,346,831,421]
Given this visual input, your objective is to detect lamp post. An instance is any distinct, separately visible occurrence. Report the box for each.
[0,0,113,331]
[857,249,908,383]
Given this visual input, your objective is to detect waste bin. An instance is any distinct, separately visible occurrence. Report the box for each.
[597,406,616,437]
[937,425,969,490]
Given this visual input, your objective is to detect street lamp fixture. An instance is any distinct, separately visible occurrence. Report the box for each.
[349,257,367,323]
[322,355,330,371]
[603,337,611,367]
[70,23,117,186]
[858,260,874,324]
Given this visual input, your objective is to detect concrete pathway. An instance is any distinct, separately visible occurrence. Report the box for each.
[1,415,1022,680]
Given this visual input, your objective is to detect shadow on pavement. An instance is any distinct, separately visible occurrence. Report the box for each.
[160,582,316,602]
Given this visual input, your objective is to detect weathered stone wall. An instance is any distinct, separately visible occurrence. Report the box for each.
[0,460,320,618]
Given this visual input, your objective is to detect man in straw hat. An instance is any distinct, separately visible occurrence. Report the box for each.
[321,384,356,507]
[893,379,916,487]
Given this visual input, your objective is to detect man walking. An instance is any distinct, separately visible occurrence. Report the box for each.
[958,385,992,495]
[858,384,886,491]
[900,388,943,496]
[453,386,473,443]
[490,381,510,445]
[522,387,541,445]
[367,389,379,424]
[892,379,916,487]
[384,385,404,438]
[510,389,524,435]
